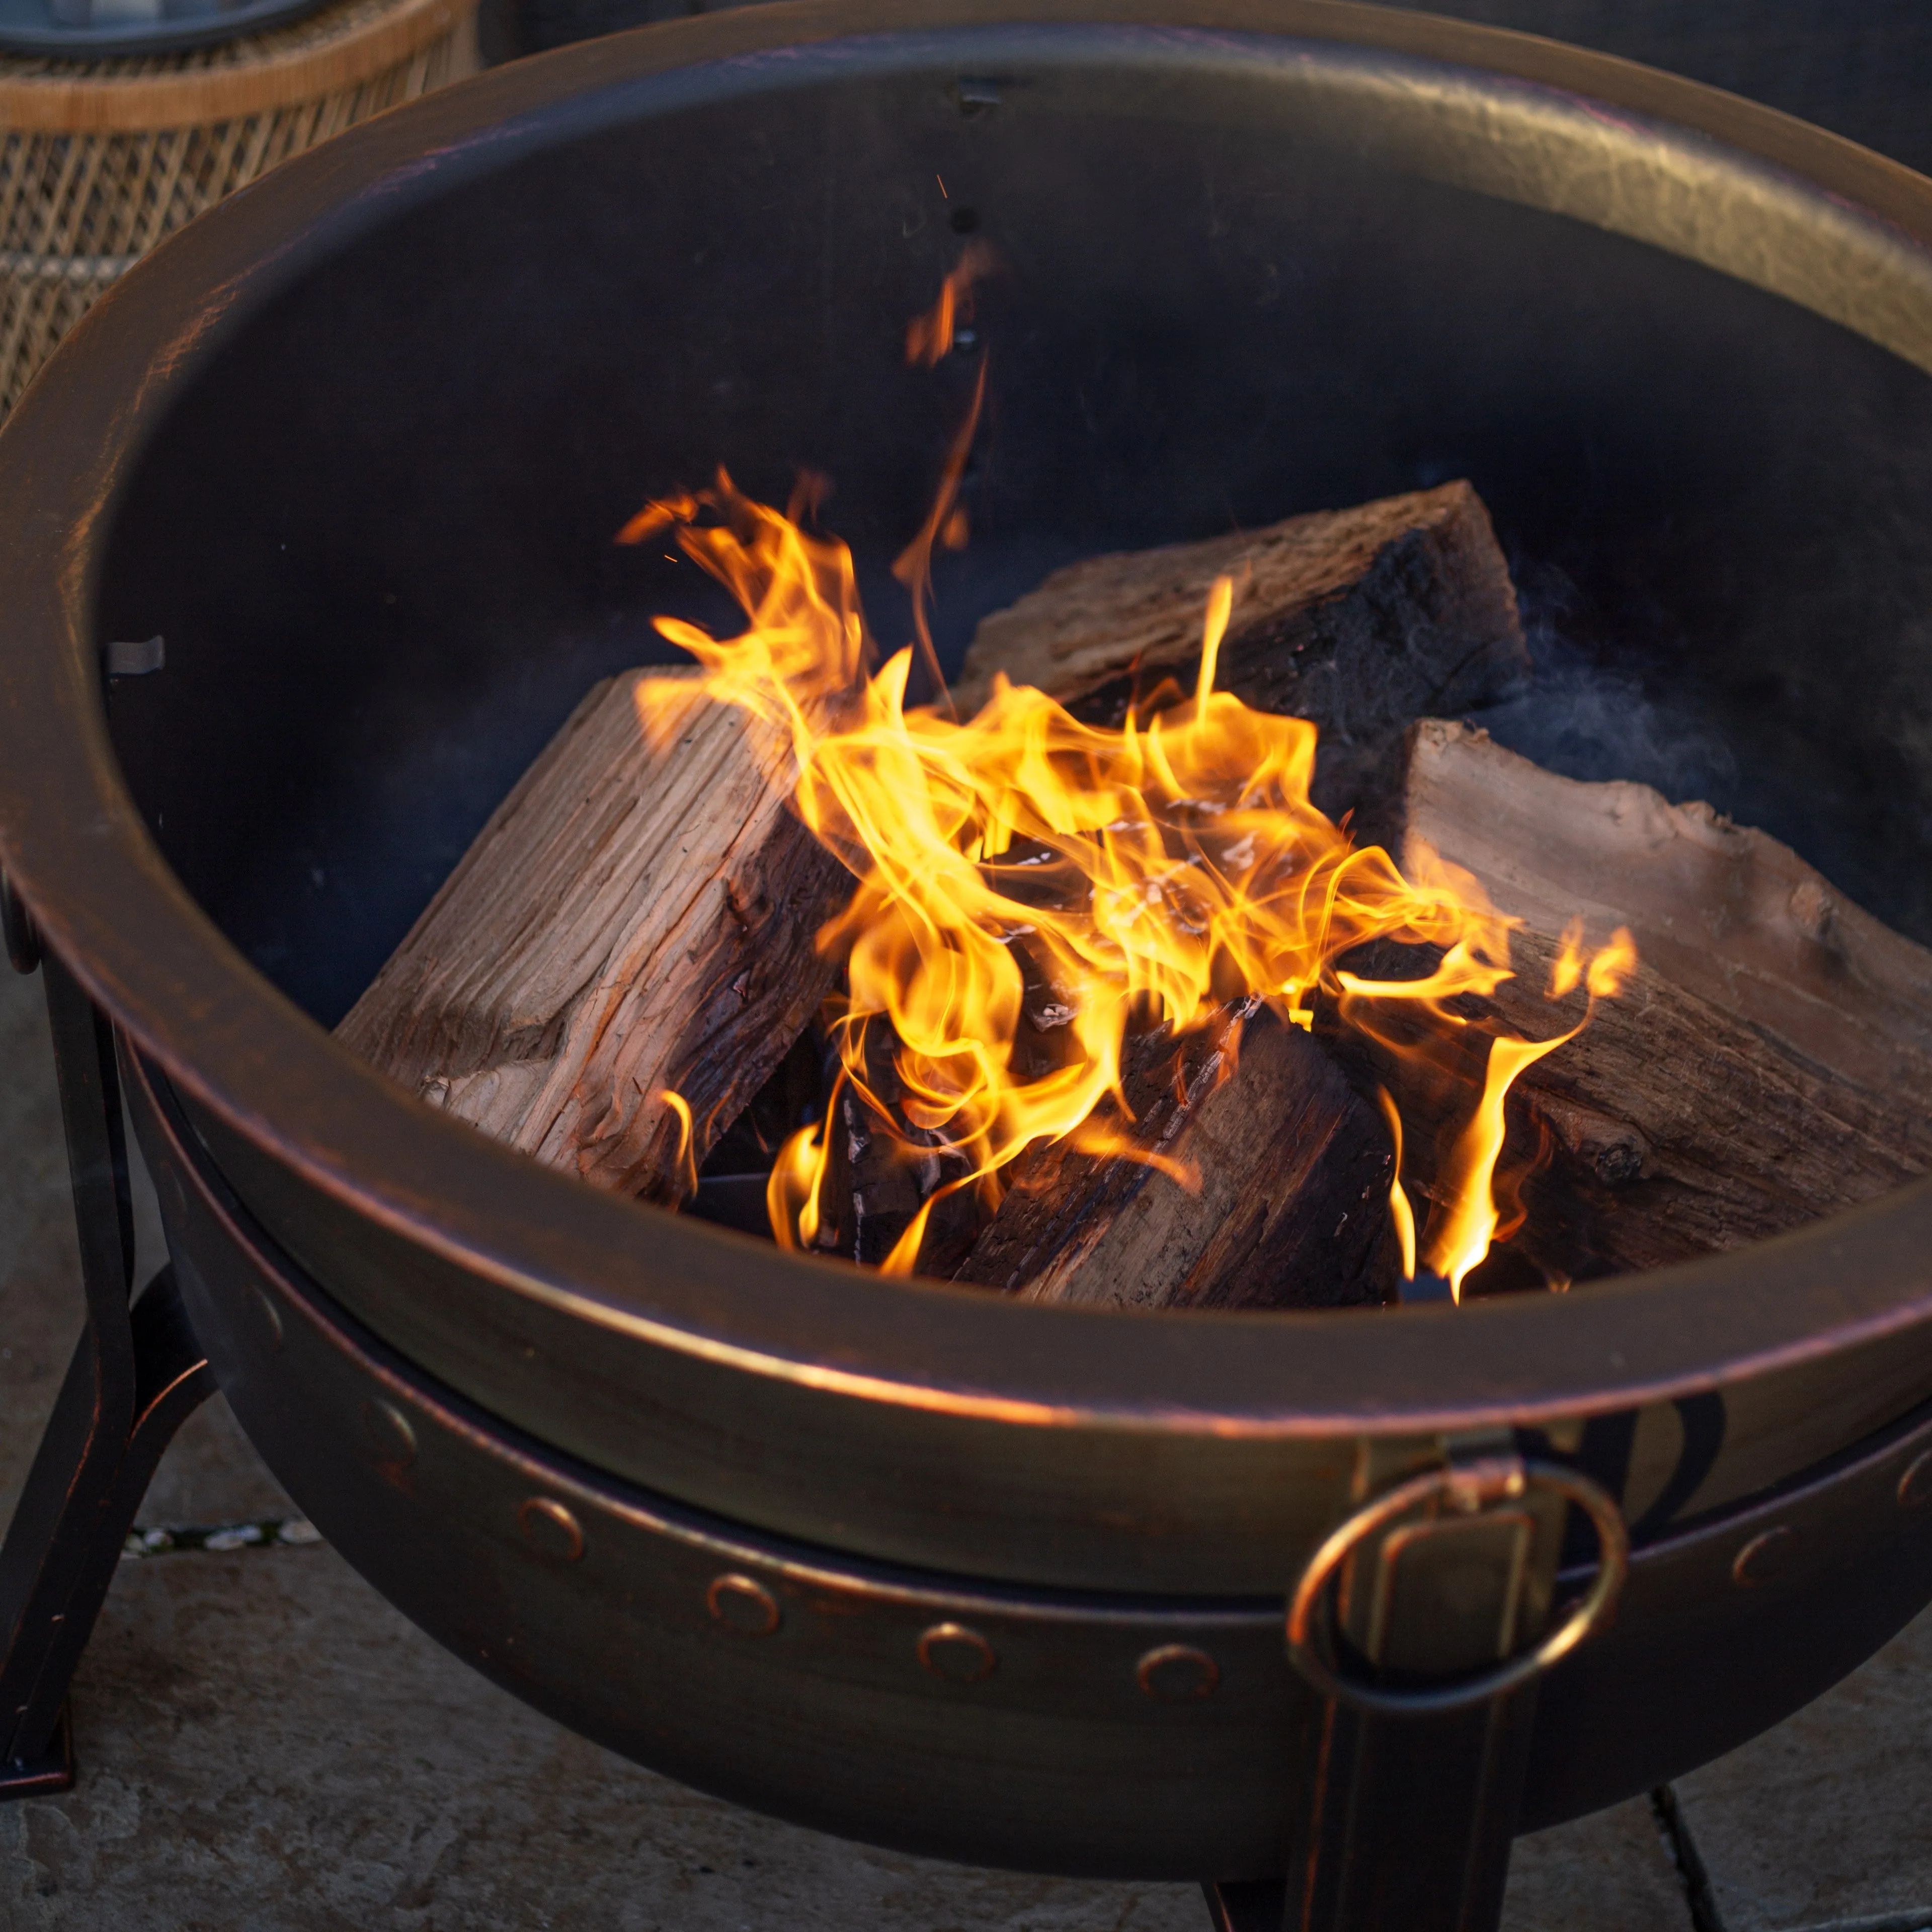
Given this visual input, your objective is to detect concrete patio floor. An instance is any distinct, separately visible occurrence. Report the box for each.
[2,960,1927,1932]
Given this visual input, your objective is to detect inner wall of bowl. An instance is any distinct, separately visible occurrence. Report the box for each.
[98,52,1932,1027]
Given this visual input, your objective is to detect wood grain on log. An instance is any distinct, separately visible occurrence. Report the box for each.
[1390,719,1932,1275]
[953,1000,1398,1311]
[336,667,850,1204]
[951,480,1528,817]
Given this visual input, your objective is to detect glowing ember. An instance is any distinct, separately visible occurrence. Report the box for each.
[617,276,1635,1302]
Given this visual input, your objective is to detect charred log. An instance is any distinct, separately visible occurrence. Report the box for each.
[951,480,1528,817]
[953,999,1399,1310]
[805,1026,987,1276]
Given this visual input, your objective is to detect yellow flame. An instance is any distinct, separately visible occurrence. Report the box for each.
[1197,574,1233,725]
[769,1122,824,1252]
[1375,1085,1417,1283]
[1420,1028,1574,1299]
[622,468,1632,1291]
[619,262,1635,1292]
[1412,925,1637,1299]
[1547,917,1586,998]
[1588,928,1637,998]
[660,1089,698,1202]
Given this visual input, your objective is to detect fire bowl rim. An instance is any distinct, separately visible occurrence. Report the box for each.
[5,0,1932,1442]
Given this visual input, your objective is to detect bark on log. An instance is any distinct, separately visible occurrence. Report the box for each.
[951,480,1529,817]
[952,999,1398,1310]
[336,667,850,1204]
[1385,719,1932,1276]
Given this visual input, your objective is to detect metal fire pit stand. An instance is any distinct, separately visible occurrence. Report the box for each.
[0,893,214,1799]
[1209,1447,1627,1932]
[0,867,1630,1932]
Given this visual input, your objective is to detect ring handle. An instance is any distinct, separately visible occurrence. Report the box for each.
[1285,1456,1629,1716]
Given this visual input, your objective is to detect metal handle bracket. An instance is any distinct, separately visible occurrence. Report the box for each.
[1286,1456,1629,1716]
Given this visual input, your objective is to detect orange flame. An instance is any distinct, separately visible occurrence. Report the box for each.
[617,263,1636,1296]
[904,239,995,367]
[892,359,983,721]
[622,472,1632,1290]
[1425,926,1635,1296]
[660,1088,699,1203]
[893,246,996,718]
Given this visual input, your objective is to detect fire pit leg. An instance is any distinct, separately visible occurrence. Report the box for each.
[0,947,216,1799]
[1203,1448,1627,1932]
[1302,1686,1535,1932]
[1200,1682,1535,1932]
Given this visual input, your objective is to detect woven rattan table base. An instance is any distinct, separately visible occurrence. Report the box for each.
[1,0,478,415]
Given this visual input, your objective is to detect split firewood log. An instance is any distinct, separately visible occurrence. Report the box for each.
[950,480,1528,817]
[336,667,850,1204]
[951,999,1399,1310]
[1378,719,1932,1277]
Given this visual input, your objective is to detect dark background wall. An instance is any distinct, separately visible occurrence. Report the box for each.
[480,1,1932,181]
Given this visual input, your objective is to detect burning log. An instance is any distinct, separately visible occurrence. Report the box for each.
[1381,719,1932,1275]
[950,480,1528,815]
[913,479,1521,1307]
[335,668,850,1203]
[338,474,1558,1310]
[776,480,1526,1303]
[952,999,1399,1309]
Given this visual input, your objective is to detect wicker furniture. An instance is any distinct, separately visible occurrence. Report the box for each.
[1,0,478,416]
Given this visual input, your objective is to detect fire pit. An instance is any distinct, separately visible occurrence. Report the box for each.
[6,3,1932,1927]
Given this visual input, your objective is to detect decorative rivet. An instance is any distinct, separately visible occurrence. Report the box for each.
[1733,1525,1799,1587]
[518,1497,585,1563]
[707,1573,780,1636]
[1137,1643,1220,1703]
[254,1289,285,1353]
[1899,1451,1932,1511]
[359,1398,417,1471]
[917,1622,997,1683]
